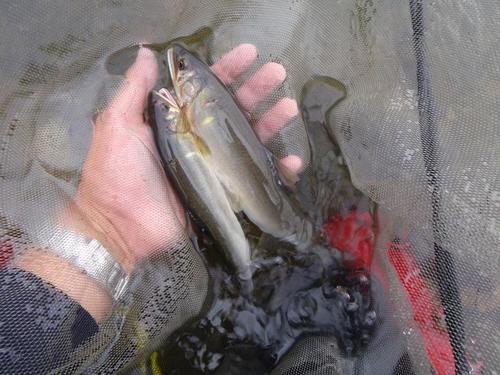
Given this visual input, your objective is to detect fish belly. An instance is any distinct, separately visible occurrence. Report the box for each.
[171,134,252,279]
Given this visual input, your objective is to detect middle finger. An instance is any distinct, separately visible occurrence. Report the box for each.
[236,62,287,112]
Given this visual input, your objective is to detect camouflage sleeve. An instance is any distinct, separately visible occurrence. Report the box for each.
[0,267,98,373]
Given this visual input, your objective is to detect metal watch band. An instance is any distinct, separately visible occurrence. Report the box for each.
[37,227,130,301]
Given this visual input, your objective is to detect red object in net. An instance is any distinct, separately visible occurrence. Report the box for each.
[388,240,455,375]
[323,209,458,374]
[0,239,13,268]
[323,209,375,270]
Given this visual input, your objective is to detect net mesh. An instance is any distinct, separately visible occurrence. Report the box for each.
[1,0,499,373]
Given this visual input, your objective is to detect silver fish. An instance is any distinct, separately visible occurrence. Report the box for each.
[152,99,252,280]
[151,44,312,279]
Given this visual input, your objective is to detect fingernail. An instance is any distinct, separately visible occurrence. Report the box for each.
[137,46,155,61]
[280,155,304,175]
[268,62,287,82]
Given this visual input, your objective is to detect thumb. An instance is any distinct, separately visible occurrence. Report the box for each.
[104,47,158,125]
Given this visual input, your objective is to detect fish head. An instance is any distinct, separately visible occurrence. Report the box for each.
[167,44,206,107]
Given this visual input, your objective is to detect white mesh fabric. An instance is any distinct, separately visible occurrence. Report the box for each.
[1,0,499,373]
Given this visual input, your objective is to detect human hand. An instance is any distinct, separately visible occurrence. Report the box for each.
[66,44,304,272]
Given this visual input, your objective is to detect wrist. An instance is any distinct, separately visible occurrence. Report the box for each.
[61,200,136,272]
[72,195,186,266]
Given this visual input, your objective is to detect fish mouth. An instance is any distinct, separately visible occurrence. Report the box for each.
[154,87,179,109]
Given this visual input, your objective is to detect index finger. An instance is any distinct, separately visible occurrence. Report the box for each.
[211,43,257,85]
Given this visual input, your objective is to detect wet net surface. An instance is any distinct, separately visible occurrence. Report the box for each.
[1,0,500,374]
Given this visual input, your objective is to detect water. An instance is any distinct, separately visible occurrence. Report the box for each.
[149,69,378,373]
[157,241,375,374]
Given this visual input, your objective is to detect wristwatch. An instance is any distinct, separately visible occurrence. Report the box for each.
[35,226,130,301]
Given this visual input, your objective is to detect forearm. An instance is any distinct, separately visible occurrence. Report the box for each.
[13,201,136,323]
[14,248,112,323]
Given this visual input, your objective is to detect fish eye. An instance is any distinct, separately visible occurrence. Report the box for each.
[178,58,186,71]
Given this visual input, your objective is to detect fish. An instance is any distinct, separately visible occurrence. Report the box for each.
[152,99,253,280]
[150,44,313,279]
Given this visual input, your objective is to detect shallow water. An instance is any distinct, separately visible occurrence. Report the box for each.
[149,65,377,373]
